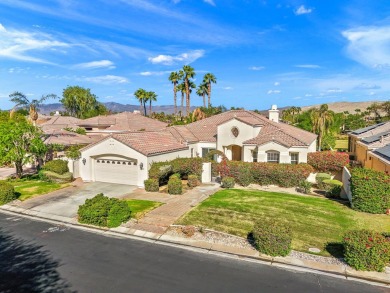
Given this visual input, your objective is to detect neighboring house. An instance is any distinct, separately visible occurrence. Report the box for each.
[367,145,390,174]
[76,112,168,135]
[43,129,99,146]
[348,122,390,172]
[38,114,82,133]
[78,106,317,186]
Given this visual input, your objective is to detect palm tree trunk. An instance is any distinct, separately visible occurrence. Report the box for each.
[140,101,143,115]
[185,80,190,116]
[149,100,152,116]
[143,102,147,116]
[208,83,211,108]
[181,92,184,117]
[173,84,177,116]
[203,94,206,108]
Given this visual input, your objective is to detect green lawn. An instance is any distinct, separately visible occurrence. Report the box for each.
[177,189,390,256]
[126,199,163,219]
[335,139,349,150]
[10,180,69,201]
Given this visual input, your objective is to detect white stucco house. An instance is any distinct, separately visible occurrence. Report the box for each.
[77,106,317,186]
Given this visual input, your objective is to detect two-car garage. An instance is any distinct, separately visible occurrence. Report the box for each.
[93,156,139,186]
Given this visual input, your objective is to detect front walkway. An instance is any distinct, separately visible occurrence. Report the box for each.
[120,183,220,234]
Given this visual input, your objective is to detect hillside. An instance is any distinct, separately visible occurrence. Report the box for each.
[300,101,383,113]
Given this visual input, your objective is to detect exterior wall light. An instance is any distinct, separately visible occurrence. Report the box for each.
[82,158,86,165]
[139,162,144,170]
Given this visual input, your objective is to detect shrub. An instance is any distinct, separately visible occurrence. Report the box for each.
[168,178,182,195]
[323,179,343,198]
[315,173,332,189]
[40,171,73,183]
[308,151,349,173]
[343,230,390,272]
[297,180,312,194]
[218,161,313,188]
[144,179,159,192]
[252,219,292,257]
[170,173,181,180]
[78,193,131,228]
[42,160,69,175]
[181,225,196,237]
[221,176,235,188]
[108,199,132,228]
[187,174,200,188]
[0,181,16,205]
[350,168,390,214]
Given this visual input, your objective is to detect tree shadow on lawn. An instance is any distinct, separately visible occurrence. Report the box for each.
[0,228,74,293]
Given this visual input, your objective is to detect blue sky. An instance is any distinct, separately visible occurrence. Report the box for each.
[0,0,390,110]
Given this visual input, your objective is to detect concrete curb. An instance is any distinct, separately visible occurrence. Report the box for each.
[0,207,389,288]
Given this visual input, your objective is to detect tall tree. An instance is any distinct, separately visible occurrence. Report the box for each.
[61,86,105,119]
[367,102,382,123]
[196,83,208,108]
[177,83,186,116]
[168,71,183,116]
[9,92,58,125]
[203,73,217,108]
[182,65,196,116]
[310,104,334,151]
[147,91,158,115]
[0,117,46,178]
[134,88,147,116]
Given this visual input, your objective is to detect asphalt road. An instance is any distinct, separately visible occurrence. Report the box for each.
[0,212,387,293]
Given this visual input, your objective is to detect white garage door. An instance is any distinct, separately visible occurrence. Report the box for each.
[94,158,138,185]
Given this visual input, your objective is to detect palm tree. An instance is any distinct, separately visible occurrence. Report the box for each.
[176,83,186,117]
[310,104,334,151]
[134,88,147,116]
[182,65,196,116]
[196,83,208,108]
[203,73,217,108]
[9,91,58,125]
[147,91,157,116]
[168,71,183,116]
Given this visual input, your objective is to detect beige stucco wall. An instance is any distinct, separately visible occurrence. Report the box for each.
[80,137,148,186]
[147,148,191,169]
[356,143,368,165]
[366,154,390,173]
[192,142,217,158]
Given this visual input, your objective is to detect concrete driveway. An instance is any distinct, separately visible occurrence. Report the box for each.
[7,182,137,221]
[0,167,16,180]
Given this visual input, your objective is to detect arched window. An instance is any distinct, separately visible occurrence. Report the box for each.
[266,151,280,163]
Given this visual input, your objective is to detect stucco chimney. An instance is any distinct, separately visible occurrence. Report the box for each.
[268,105,279,123]
[54,111,61,116]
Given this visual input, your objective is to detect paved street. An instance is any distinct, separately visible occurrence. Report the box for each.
[0,212,387,293]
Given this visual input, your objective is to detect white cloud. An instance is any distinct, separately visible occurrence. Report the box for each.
[73,60,115,69]
[249,66,265,71]
[369,92,376,96]
[139,71,170,76]
[82,75,129,84]
[267,90,281,94]
[342,26,390,68]
[295,64,321,69]
[305,94,312,97]
[148,50,205,65]
[355,83,381,90]
[293,96,302,100]
[294,5,312,15]
[0,23,70,63]
[274,82,280,86]
[204,0,216,6]
[223,86,233,90]
[326,88,343,93]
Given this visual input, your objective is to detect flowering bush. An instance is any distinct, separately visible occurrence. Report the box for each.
[307,151,349,173]
[343,230,390,272]
[217,161,313,188]
[350,168,390,214]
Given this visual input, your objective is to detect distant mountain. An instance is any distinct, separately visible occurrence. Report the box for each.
[38,102,197,115]
[300,101,383,113]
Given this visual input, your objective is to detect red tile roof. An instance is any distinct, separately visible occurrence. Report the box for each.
[43,129,100,146]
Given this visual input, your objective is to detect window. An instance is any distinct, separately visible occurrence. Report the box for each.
[267,151,280,163]
[252,150,258,162]
[290,153,299,164]
[202,148,216,160]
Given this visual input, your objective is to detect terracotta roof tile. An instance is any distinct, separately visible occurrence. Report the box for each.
[43,129,100,146]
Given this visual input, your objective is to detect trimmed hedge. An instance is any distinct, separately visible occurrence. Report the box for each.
[78,193,131,228]
[170,173,181,180]
[308,151,349,173]
[221,176,235,189]
[0,181,16,205]
[350,168,390,214]
[168,178,182,195]
[322,179,342,198]
[149,158,203,185]
[252,219,292,257]
[218,161,313,188]
[40,170,73,183]
[43,160,69,175]
[343,230,390,272]
[315,173,331,189]
[144,179,159,192]
[187,174,200,188]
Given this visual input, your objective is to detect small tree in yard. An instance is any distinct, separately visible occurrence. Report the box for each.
[0,118,46,178]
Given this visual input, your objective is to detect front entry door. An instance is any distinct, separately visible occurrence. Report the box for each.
[231,145,242,161]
